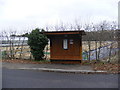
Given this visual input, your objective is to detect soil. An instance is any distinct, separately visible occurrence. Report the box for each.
[1,59,51,64]
[92,63,120,74]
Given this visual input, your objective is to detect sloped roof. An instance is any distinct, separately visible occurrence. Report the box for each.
[44,30,86,36]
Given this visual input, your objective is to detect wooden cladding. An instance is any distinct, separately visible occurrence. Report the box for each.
[44,31,85,63]
[50,36,82,61]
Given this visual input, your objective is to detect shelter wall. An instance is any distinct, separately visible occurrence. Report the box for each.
[50,35,82,60]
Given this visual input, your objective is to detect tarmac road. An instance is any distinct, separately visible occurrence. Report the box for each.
[2,68,119,88]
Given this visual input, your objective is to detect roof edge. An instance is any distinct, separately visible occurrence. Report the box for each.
[43,30,86,35]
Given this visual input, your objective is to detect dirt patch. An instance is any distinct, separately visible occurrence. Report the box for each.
[81,60,119,74]
[92,63,120,74]
[2,59,51,64]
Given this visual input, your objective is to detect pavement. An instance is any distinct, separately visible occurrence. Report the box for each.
[2,62,107,74]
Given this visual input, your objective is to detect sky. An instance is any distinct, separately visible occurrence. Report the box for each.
[0,0,119,33]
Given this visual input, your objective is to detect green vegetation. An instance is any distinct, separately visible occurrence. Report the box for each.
[2,51,7,59]
[27,28,48,61]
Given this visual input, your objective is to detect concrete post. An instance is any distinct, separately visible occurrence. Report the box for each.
[118,1,120,29]
[118,2,120,63]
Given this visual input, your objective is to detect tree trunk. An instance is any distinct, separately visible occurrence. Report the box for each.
[108,42,113,63]
[87,41,91,62]
[98,41,102,60]
[95,41,98,61]
[19,37,25,59]
[14,36,21,56]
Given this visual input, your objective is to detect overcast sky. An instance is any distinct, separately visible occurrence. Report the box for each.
[0,0,119,33]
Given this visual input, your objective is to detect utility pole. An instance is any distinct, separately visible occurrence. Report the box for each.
[118,1,120,64]
[118,1,120,29]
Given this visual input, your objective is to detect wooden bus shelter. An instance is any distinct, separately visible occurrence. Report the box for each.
[44,30,86,64]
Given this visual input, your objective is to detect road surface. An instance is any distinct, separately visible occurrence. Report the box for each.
[2,68,119,88]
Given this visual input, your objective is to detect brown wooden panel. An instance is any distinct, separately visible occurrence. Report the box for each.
[45,32,80,35]
[44,30,86,36]
[50,35,82,60]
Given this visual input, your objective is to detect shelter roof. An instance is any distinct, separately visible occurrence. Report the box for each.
[43,30,86,36]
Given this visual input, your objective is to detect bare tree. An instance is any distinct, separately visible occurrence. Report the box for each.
[10,31,17,59]
[2,31,11,59]
[19,34,26,59]
[84,24,91,62]
[44,20,118,63]
[74,20,82,31]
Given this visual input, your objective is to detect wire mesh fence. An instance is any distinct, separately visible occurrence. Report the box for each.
[1,40,118,63]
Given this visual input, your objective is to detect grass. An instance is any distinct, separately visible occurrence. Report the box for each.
[2,59,51,64]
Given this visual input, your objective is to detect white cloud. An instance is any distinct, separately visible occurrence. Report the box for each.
[0,0,119,32]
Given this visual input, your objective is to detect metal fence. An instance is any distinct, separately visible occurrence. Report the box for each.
[1,41,118,63]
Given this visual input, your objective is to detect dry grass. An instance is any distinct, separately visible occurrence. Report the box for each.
[92,63,120,74]
[2,59,51,64]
